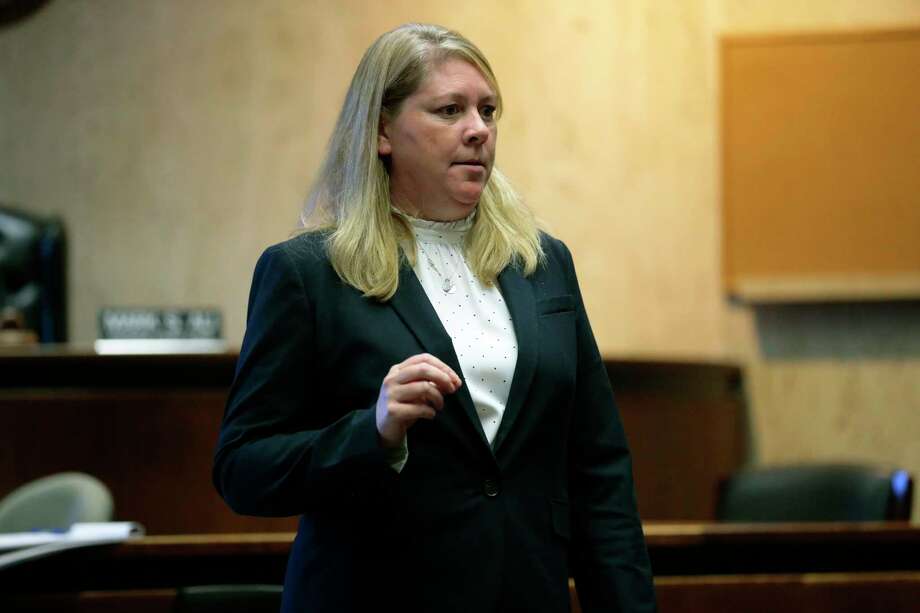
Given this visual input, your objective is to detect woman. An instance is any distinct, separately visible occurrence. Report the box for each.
[214,23,657,613]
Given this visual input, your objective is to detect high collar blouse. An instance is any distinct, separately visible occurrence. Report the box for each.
[400,210,518,445]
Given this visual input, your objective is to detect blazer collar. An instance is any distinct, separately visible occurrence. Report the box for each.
[389,264,491,452]
[388,260,539,457]
[490,263,537,453]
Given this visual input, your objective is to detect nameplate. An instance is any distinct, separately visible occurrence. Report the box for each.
[98,308,222,340]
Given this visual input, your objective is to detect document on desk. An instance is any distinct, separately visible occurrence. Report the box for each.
[0,522,145,570]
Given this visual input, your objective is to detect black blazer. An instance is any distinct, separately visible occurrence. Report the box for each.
[213,232,657,613]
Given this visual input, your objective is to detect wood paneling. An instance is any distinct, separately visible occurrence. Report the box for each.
[0,388,297,534]
[5,524,920,613]
[0,350,296,534]
[0,351,745,532]
[721,27,920,301]
[656,572,920,613]
[609,361,746,519]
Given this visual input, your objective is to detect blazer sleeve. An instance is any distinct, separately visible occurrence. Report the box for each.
[212,243,390,517]
[560,242,658,612]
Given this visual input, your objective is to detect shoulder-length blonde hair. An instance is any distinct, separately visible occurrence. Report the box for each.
[302,23,543,300]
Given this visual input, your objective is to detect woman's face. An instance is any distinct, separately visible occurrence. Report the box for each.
[379,58,498,222]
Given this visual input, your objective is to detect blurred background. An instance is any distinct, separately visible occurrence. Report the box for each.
[1,0,919,521]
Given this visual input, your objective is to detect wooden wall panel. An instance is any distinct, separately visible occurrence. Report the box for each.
[721,28,920,301]
[656,572,920,613]
[0,390,297,534]
[0,352,744,532]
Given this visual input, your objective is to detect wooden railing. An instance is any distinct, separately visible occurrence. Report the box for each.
[3,523,919,612]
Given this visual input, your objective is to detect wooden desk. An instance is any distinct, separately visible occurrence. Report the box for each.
[0,348,745,532]
[646,522,920,613]
[2,523,919,612]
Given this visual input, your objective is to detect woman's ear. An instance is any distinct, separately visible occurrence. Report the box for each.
[378,119,392,156]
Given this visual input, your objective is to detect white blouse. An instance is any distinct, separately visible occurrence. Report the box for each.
[402,211,518,446]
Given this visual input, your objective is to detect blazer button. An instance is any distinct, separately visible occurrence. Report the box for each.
[483,478,500,497]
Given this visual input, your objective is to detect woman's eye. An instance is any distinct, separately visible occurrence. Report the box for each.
[440,104,460,117]
[481,105,497,120]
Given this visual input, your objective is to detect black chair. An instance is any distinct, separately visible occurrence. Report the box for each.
[0,205,67,342]
[716,463,913,522]
[173,585,283,613]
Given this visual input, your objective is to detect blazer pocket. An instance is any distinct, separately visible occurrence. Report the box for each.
[537,294,575,316]
[550,499,571,541]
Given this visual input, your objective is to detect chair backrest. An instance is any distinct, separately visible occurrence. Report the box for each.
[716,463,914,522]
[0,205,67,343]
[0,472,114,532]
[173,585,283,613]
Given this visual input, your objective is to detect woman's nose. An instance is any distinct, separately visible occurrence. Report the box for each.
[463,112,490,145]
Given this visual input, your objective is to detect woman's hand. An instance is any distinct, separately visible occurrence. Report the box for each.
[376,353,462,448]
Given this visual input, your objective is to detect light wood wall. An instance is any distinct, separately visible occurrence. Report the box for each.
[715,1,920,521]
[1,0,919,519]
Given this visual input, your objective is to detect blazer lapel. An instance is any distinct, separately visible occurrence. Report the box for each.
[389,264,491,450]
[491,264,537,453]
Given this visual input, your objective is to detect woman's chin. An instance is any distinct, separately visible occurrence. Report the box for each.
[451,184,486,206]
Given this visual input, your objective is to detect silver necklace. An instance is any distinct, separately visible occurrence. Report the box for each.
[417,243,458,294]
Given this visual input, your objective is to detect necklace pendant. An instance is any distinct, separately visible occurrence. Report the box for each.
[442,278,456,294]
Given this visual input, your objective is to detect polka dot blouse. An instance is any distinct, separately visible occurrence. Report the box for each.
[403,211,518,445]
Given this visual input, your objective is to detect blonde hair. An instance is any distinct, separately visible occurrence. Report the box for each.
[302,23,543,300]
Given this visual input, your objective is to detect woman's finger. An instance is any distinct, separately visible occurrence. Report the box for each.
[389,380,445,410]
[387,401,438,421]
[398,353,462,388]
[392,362,457,393]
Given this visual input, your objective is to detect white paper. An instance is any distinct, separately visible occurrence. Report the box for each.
[0,522,145,570]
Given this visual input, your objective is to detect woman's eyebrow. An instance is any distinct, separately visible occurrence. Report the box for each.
[429,92,497,104]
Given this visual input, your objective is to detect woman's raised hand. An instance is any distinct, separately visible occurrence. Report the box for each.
[376,353,462,448]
